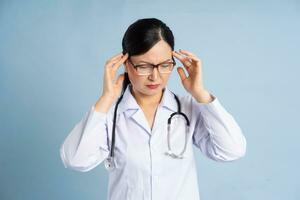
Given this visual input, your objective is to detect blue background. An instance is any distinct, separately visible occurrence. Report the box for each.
[1,0,299,199]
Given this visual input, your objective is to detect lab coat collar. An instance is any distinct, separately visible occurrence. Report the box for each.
[117,84,178,135]
[118,84,178,116]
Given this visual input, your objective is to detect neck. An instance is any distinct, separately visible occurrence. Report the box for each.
[129,85,165,107]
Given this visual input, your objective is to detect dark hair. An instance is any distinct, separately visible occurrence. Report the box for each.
[120,18,175,94]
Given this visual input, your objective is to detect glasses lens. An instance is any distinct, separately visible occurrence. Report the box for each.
[158,62,174,73]
[136,64,154,75]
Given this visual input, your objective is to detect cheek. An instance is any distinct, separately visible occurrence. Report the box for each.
[127,72,144,86]
[162,74,171,83]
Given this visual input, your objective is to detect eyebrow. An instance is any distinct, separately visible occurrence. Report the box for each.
[136,58,172,65]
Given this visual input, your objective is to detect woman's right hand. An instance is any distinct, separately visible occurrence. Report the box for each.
[94,52,129,113]
[101,52,129,102]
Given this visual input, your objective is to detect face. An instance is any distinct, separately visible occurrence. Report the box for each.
[124,40,174,99]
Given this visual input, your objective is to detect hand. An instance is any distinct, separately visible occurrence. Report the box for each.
[101,52,129,102]
[173,49,213,103]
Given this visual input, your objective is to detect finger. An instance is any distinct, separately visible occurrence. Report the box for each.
[173,51,193,67]
[112,53,129,70]
[177,67,188,82]
[178,49,201,62]
[174,52,192,70]
[106,52,126,67]
[179,49,197,57]
[174,50,196,64]
[108,52,123,61]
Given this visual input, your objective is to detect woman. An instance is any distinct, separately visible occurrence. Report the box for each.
[60,18,247,200]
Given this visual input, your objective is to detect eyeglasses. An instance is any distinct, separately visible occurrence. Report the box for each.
[128,57,176,76]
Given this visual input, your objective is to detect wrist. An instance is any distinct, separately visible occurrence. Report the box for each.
[95,95,115,113]
[192,89,214,104]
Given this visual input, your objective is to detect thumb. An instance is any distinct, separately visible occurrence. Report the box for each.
[177,67,187,82]
[116,74,125,86]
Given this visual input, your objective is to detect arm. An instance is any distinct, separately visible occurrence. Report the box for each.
[60,52,128,172]
[172,49,246,161]
[192,93,247,162]
[59,96,114,172]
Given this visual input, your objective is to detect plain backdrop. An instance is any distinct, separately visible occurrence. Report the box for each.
[1,0,299,199]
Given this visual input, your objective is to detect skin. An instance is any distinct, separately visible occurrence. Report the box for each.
[95,40,214,128]
[124,40,173,107]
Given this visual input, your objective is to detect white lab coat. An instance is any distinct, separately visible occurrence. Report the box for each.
[60,84,246,200]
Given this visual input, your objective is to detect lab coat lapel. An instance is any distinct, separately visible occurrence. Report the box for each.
[142,87,178,135]
[131,109,152,135]
[118,85,178,137]
[119,84,152,135]
[151,87,178,139]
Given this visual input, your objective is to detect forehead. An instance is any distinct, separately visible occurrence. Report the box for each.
[130,40,173,63]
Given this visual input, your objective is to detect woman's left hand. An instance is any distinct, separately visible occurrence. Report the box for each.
[172,49,214,103]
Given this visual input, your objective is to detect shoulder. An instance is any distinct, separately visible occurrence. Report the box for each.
[166,89,195,112]
[171,91,194,106]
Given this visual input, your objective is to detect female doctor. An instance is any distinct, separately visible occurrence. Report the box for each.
[60,18,247,200]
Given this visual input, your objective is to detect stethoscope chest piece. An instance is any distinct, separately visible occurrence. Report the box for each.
[104,156,116,171]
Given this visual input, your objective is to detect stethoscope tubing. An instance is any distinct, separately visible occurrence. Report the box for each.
[105,89,190,170]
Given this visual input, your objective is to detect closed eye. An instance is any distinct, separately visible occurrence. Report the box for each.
[135,64,153,68]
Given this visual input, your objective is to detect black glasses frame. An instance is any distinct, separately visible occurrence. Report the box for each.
[128,57,176,75]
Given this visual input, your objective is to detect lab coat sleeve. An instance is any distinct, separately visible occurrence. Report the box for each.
[191,93,247,162]
[59,105,110,172]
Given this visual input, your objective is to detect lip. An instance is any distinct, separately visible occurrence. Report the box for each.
[146,84,160,89]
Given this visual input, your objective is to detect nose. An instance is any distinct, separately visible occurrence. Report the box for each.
[148,67,159,80]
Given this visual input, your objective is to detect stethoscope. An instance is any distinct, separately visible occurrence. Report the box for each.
[104,87,190,171]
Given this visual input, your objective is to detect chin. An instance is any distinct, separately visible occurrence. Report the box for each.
[132,85,164,97]
[145,86,164,95]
